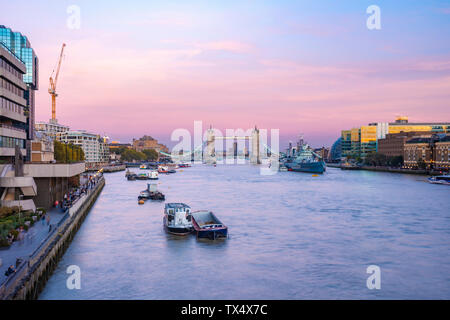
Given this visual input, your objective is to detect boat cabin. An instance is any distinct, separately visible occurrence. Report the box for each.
[164,203,192,227]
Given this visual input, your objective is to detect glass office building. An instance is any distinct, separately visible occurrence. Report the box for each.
[0,25,39,159]
[341,117,450,159]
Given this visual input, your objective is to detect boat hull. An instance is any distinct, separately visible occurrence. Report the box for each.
[192,211,228,240]
[163,217,193,235]
[428,178,450,185]
[285,161,326,174]
[196,228,228,240]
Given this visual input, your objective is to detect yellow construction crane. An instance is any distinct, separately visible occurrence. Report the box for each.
[48,43,66,121]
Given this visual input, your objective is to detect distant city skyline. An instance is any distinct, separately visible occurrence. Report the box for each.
[2,0,450,148]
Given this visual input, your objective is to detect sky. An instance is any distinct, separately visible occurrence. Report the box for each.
[1,0,450,149]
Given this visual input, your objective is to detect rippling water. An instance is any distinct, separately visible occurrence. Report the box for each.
[39,165,450,299]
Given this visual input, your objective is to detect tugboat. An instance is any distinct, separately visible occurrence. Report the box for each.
[283,145,326,174]
[191,211,228,240]
[138,184,165,201]
[428,175,450,185]
[163,203,193,235]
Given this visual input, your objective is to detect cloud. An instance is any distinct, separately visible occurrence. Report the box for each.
[194,41,253,54]
[439,7,450,14]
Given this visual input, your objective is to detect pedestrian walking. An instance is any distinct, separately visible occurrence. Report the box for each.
[46,214,50,226]
[19,227,25,245]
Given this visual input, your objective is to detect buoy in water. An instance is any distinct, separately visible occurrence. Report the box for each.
[138,199,145,205]
[312,174,319,177]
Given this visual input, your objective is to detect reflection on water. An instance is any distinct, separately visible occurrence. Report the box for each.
[40,165,450,299]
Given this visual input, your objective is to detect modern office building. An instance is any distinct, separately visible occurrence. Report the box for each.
[56,130,109,164]
[328,137,342,162]
[0,42,37,210]
[35,119,70,136]
[0,42,28,160]
[0,26,39,160]
[341,117,450,159]
[1,26,85,212]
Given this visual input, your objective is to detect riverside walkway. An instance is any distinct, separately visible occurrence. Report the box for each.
[0,209,65,284]
[0,173,104,299]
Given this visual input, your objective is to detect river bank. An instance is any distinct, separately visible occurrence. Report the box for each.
[326,163,437,175]
[0,176,105,300]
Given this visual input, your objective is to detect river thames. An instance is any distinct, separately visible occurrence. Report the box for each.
[39,164,450,299]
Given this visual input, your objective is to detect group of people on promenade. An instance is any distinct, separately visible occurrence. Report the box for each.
[58,173,102,212]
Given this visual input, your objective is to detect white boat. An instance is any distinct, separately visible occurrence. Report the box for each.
[149,170,159,180]
[428,175,450,185]
[163,203,193,235]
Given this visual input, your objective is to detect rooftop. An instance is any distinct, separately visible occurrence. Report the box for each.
[165,203,190,209]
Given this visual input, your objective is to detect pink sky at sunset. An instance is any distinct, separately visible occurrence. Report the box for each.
[2,1,450,148]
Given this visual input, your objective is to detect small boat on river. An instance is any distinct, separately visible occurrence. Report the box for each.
[138,184,165,201]
[158,166,176,174]
[163,203,193,235]
[428,175,450,185]
[136,173,150,180]
[127,173,137,181]
[149,170,159,180]
[158,166,169,174]
[191,211,228,240]
[140,164,147,169]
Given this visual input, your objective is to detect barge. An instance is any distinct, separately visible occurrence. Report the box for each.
[191,210,228,240]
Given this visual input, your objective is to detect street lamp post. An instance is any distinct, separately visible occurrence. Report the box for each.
[18,194,23,220]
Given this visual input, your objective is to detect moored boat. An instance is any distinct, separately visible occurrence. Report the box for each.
[284,144,326,174]
[340,162,361,170]
[158,166,169,174]
[140,164,147,169]
[163,203,193,235]
[127,173,137,181]
[191,210,228,240]
[428,175,450,185]
[136,173,150,180]
[149,170,159,180]
[138,183,165,200]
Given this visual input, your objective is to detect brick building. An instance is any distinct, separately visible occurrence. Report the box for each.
[404,134,450,170]
[378,131,433,157]
[132,135,169,154]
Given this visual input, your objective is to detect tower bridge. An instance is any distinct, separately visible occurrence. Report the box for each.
[159,126,267,165]
[204,126,261,165]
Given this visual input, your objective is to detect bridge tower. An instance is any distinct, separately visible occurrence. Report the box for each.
[205,126,216,164]
[250,126,261,164]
